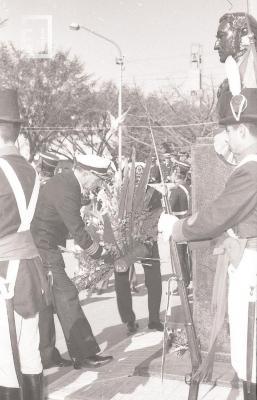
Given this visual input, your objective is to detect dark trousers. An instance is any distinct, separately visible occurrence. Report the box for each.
[39,266,100,363]
[176,243,191,287]
[114,247,162,324]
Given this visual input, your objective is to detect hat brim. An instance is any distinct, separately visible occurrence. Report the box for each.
[77,162,110,176]
[219,115,257,125]
[0,117,23,124]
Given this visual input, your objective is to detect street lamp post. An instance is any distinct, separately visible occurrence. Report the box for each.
[69,23,124,172]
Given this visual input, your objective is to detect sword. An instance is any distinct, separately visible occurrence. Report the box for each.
[0,261,24,399]
[144,107,201,400]
[161,276,176,381]
[246,284,256,393]
[5,298,24,399]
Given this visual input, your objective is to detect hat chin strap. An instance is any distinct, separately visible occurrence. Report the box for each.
[230,94,248,121]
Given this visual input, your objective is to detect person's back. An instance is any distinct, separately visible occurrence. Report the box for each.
[32,168,92,250]
[32,171,75,252]
[0,152,36,239]
[0,89,46,399]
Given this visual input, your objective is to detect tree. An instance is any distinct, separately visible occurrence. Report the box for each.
[0,43,95,161]
[50,80,121,161]
[119,84,218,161]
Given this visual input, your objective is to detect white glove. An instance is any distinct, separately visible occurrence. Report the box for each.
[158,213,179,242]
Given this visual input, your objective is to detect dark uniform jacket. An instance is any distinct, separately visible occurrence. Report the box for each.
[32,170,100,267]
[174,157,257,242]
[0,146,47,317]
[169,181,190,218]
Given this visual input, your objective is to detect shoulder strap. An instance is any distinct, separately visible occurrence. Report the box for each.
[0,158,40,232]
[178,183,190,206]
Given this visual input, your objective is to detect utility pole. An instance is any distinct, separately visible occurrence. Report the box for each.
[189,43,202,105]
[69,23,124,174]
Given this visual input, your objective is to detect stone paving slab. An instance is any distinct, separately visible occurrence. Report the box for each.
[47,372,243,400]
[135,346,239,388]
[46,330,243,400]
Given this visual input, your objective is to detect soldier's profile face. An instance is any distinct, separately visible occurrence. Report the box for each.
[225,125,242,155]
[214,20,238,62]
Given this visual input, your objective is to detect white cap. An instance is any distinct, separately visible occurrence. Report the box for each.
[76,154,111,175]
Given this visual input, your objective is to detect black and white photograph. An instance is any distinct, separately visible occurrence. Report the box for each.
[0,0,256,399]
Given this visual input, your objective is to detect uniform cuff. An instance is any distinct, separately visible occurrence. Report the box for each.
[84,242,102,258]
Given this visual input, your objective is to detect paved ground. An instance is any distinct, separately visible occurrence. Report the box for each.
[44,260,243,400]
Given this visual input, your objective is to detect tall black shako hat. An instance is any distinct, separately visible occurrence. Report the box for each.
[218,14,257,125]
[0,89,22,123]
[218,88,257,125]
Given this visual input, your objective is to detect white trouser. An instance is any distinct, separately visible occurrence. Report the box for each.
[228,248,257,383]
[157,235,171,269]
[0,297,42,388]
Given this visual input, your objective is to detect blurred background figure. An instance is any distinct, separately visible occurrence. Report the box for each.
[37,151,60,184]
[169,163,192,290]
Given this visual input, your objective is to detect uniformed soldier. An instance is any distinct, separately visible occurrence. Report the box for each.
[31,154,114,369]
[169,163,192,288]
[0,89,48,399]
[159,80,257,399]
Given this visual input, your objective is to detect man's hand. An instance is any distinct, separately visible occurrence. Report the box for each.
[158,213,179,242]
[99,248,115,265]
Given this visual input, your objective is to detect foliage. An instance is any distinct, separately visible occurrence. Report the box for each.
[71,149,162,292]
[0,43,96,161]
[0,43,218,162]
[100,150,161,267]
[71,253,113,294]
[121,84,218,161]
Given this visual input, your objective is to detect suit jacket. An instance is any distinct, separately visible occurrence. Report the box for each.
[32,170,98,267]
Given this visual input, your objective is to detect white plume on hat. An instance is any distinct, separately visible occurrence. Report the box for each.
[225,55,247,122]
[225,55,241,96]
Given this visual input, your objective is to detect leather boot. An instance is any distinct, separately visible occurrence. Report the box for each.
[243,381,257,400]
[22,373,44,400]
[0,386,21,399]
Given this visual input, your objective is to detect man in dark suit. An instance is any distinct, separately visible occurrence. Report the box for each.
[32,154,113,369]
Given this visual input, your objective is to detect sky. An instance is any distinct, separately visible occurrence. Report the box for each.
[0,0,256,93]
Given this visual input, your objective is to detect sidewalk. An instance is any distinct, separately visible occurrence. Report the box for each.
[45,329,243,400]
[44,262,243,400]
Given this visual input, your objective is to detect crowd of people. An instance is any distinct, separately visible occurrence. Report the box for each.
[0,10,256,400]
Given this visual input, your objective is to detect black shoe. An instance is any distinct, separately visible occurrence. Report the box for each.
[22,373,44,400]
[148,321,164,331]
[55,356,73,367]
[0,386,21,400]
[127,321,139,335]
[43,354,73,369]
[243,381,257,400]
[76,354,113,368]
